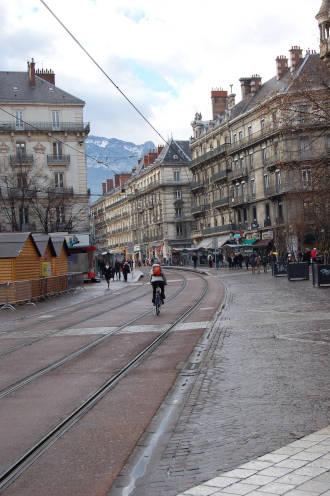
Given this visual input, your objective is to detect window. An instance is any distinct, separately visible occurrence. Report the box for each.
[237,209,242,222]
[19,206,29,226]
[275,170,281,188]
[249,152,254,169]
[56,205,65,223]
[242,182,247,200]
[264,174,269,190]
[260,119,265,130]
[222,216,225,225]
[253,206,257,222]
[240,156,246,170]
[54,171,64,188]
[53,140,62,157]
[248,125,252,137]
[243,208,248,222]
[173,170,180,182]
[236,184,240,198]
[17,172,27,188]
[16,141,26,157]
[278,200,283,221]
[265,203,270,218]
[301,166,312,187]
[52,111,60,130]
[176,224,183,236]
[251,178,256,195]
[298,106,307,124]
[234,159,239,170]
[15,110,24,130]
[239,131,243,141]
[175,207,182,217]
[175,189,182,199]
[300,137,310,158]
[233,133,237,143]
[262,147,267,164]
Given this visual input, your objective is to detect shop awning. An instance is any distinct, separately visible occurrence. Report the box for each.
[242,239,259,245]
[253,239,273,248]
[195,238,214,249]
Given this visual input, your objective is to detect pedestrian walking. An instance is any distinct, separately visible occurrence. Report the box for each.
[103,263,112,289]
[192,253,198,269]
[250,253,256,274]
[122,260,130,282]
[244,255,249,271]
[262,254,268,272]
[114,260,121,280]
[256,254,262,273]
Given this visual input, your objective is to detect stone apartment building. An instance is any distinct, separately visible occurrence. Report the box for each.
[0,59,90,233]
[189,1,329,255]
[91,139,192,262]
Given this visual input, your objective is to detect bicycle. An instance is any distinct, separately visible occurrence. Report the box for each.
[154,285,163,316]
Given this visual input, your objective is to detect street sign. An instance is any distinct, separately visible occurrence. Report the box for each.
[127,242,134,254]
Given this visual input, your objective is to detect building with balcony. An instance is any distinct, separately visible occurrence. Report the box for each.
[90,139,193,262]
[189,4,329,254]
[0,59,90,233]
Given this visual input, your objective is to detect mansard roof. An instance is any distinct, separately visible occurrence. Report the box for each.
[228,53,323,122]
[0,71,84,105]
[154,139,191,165]
[316,0,329,19]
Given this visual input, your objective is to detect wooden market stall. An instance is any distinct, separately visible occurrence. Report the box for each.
[0,232,41,282]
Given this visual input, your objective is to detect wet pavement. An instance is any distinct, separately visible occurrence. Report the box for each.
[112,267,330,496]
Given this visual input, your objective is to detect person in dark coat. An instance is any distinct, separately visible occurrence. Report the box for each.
[114,260,121,280]
[122,260,130,282]
[103,263,112,289]
[192,253,198,269]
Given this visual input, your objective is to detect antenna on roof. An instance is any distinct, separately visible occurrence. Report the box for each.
[230,84,233,94]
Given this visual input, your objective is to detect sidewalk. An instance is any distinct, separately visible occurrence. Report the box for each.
[177,426,330,495]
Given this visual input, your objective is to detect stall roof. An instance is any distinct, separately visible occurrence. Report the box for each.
[253,239,273,248]
[223,243,242,248]
[31,233,57,257]
[0,232,41,258]
[48,234,67,256]
[195,238,214,249]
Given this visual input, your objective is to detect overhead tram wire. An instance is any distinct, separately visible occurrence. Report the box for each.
[39,0,169,147]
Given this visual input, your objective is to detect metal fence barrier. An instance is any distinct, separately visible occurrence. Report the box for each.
[0,272,84,311]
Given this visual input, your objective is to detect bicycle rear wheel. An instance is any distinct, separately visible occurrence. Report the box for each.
[155,293,161,315]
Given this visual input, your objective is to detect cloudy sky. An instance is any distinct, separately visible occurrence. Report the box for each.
[1,0,322,145]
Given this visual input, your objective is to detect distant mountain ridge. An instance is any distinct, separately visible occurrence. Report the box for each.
[86,135,155,199]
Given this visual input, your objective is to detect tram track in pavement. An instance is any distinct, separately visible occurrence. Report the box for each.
[0,270,210,493]
[0,268,181,357]
[0,270,187,399]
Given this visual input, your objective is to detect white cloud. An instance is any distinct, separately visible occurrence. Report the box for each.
[0,0,322,143]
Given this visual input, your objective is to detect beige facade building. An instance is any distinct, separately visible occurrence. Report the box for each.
[189,37,329,256]
[0,59,90,233]
[91,139,192,262]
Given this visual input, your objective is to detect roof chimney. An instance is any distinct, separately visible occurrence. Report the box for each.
[28,58,35,86]
[227,93,236,111]
[239,78,252,99]
[36,68,55,85]
[211,89,227,120]
[250,75,262,94]
[106,178,113,192]
[289,46,303,71]
[276,56,289,80]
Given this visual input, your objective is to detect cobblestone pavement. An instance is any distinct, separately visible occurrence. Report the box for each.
[178,425,330,495]
[126,268,330,496]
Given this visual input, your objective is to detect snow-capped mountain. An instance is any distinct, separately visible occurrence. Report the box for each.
[86,136,155,200]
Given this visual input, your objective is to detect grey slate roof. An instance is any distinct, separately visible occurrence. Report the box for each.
[217,54,323,124]
[154,139,191,165]
[48,234,67,257]
[0,71,84,105]
[0,232,41,258]
[31,233,56,257]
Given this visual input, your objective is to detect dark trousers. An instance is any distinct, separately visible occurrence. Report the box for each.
[152,281,165,303]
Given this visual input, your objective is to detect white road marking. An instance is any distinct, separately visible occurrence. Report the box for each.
[38,315,55,319]
[199,307,215,310]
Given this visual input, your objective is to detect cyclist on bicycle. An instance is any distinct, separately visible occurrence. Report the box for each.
[150,259,167,305]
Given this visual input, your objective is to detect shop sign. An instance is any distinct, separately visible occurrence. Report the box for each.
[262,230,273,240]
[233,233,241,239]
[41,262,51,277]
[246,232,260,240]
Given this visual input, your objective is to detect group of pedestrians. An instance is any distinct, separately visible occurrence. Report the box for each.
[102,259,132,288]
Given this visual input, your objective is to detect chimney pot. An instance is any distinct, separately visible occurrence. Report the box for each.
[239,77,252,99]
[211,89,228,119]
[276,55,288,79]
[28,58,36,86]
[289,46,303,71]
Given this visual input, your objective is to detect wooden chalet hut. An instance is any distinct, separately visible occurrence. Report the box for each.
[0,232,41,282]
[31,234,57,277]
[48,234,69,276]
